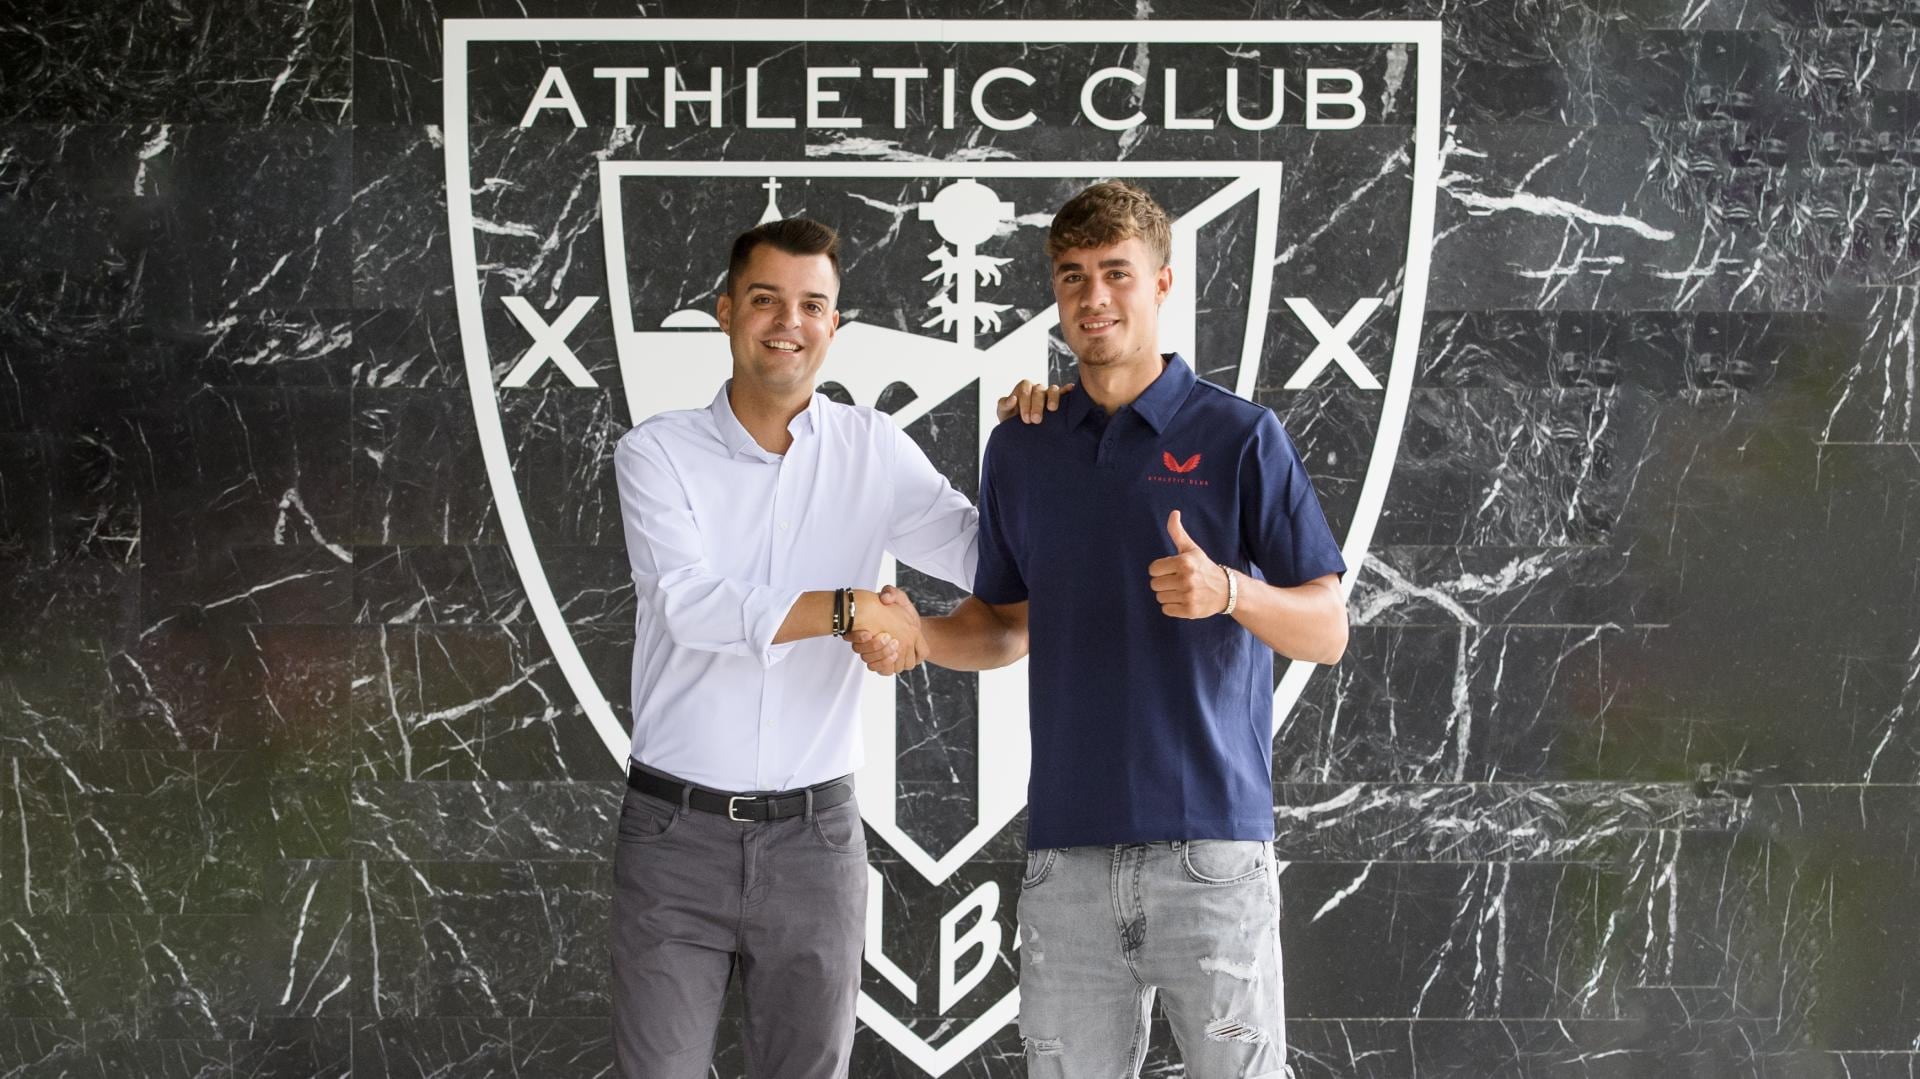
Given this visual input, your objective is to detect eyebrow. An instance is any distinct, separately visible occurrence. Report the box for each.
[1054,258,1136,273]
[745,283,832,302]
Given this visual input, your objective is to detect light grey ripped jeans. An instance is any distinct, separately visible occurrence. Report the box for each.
[1017,841,1289,1079]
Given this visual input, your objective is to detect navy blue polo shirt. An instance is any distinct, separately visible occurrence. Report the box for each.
[974,355,1346,849]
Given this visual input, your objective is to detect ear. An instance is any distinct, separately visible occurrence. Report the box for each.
[715,291,733,334]
[1154,262,1173,306]
[829,309,840,338]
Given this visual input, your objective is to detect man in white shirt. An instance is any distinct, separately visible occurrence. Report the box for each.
[609,217,1031,1078]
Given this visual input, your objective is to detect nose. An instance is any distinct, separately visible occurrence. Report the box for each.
[772,301,802,328]
[1079,278,1111,312]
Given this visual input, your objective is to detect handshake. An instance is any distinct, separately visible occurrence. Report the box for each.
[844,586,926,677]
[838,380,1068,678]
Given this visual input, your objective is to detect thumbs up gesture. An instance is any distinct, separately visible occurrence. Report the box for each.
[1148,510,1232,619]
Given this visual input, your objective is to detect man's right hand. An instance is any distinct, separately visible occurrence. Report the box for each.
[995,380,1073,424]
[848,586,927,676]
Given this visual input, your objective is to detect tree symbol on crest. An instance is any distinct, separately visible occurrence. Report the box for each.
[917,180,1015,344]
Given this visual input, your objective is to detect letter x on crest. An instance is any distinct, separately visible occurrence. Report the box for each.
[1283,296,1383,390]
[501,295,601,387]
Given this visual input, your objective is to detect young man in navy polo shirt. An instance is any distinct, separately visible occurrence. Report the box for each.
[970,181,1348,1077]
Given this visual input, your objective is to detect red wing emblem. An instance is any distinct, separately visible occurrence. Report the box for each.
[1163,452,1202,474]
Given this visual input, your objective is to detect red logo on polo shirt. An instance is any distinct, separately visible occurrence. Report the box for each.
[1150,451,1210,487]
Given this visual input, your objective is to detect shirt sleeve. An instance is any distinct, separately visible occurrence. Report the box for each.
[614,429,803,667]
[971,428,1028,604]
[885,424,980,592]
[1240,409,1347,587]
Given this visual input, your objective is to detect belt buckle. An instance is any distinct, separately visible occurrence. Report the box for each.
[727,795,751,822]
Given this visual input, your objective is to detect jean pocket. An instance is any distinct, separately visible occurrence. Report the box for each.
[810,800,868,855]
[1179,840,1270,885]
[617,790,680,844]
[1020,848,1057,890]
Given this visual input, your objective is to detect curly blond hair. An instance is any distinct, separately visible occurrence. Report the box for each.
[1045,180,1172,269]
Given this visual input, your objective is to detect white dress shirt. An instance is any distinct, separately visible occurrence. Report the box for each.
[613,382,979,792]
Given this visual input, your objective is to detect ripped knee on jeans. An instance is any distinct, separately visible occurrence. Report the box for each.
[1023,1034,1064,1055]
[1204,1016,1269,1045]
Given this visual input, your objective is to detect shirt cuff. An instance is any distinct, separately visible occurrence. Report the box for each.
[746,586,808,668]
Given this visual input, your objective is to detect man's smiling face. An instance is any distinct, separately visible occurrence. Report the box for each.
[1051,235,1171,371]
[716,245,841,395]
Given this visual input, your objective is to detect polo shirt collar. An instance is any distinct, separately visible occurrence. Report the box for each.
[710,380,819,460]
[1133,353,1195,432]
[1065,353,1195,434]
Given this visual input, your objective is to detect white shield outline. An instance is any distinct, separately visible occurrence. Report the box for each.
[444,18,1442,1074]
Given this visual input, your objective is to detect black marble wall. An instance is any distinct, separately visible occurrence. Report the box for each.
[2,2,1917,1077]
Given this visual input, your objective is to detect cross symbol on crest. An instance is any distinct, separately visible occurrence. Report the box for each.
[757,176,783,224]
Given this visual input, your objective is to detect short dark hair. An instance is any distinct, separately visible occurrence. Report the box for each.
[726,217,842,295]
[1046,180,1172,269]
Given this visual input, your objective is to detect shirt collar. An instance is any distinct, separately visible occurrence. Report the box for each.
[710,380,819,460]
[1064,353,1195,434]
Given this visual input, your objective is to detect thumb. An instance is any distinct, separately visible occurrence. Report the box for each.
[1167,510,1199,553]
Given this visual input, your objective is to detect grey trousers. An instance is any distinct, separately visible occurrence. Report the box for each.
[611,776,868,1079]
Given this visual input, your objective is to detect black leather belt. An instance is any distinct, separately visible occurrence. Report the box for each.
[626,764,854,823]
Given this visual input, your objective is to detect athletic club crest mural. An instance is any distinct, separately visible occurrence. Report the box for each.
[445,19,1440,1071]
